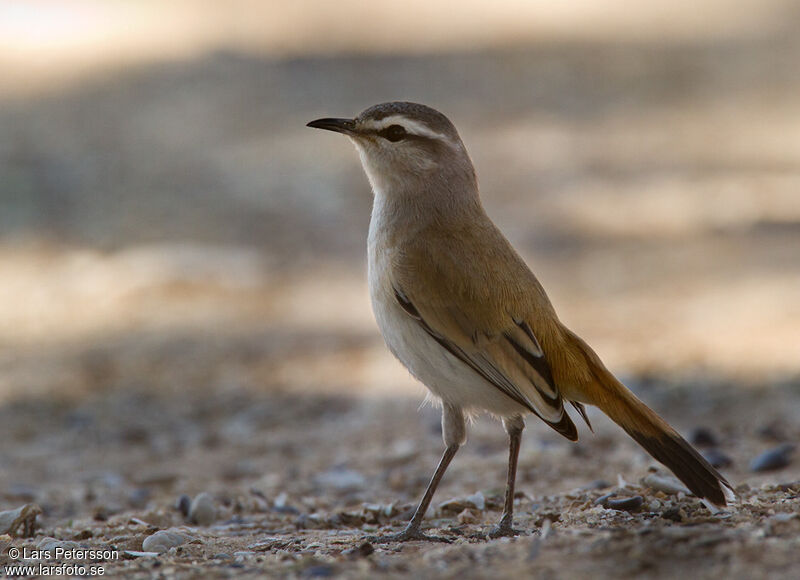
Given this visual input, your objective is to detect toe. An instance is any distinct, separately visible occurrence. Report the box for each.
[366,527,452,543]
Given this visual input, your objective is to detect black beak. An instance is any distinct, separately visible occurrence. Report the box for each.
[307,117,356,134]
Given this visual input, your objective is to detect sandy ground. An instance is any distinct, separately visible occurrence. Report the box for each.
[1,1,800,578]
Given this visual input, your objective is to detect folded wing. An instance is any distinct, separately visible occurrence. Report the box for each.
[393,284,579,441]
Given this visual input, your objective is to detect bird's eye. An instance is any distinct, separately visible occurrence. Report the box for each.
[379,124,407,142]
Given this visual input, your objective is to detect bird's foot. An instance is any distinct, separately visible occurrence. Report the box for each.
[487,522,525,539]
[366,525,452,544]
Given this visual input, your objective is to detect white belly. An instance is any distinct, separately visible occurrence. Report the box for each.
[368,248,527,418]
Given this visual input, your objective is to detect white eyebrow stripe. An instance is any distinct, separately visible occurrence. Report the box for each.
[365,115,453,143]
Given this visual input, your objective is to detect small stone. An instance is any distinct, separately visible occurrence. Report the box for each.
[642,473,691,496]
[533,512,561,527]
[73,529,93,541]
[690,427,718,447]
[141,529,193,553]
[606,496,643,512]
[37,537,80,551]
[439,491,485,513]
[273,492,300,514]
[594,492,616,506]
[0,504,42,537]
[750,444,794,472]
[176,494,192,517]
[661,507,685,522]
[457,508,479,524]
[465,491,486,511]
[540,517,553,539]
[362,502,397,522]
[776,481,800,492]
[189,492,217,525]
[702,449,733,468]
[343,542,374,558]
[123,550,160,559]
[248,538,289,551]
[273,492,289,509]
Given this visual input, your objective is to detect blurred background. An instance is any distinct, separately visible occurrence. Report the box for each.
[0,0,799,575]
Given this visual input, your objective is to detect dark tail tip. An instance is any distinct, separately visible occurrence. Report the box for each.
[628,429,733,505]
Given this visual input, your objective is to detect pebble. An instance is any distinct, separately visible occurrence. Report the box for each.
[189,492,217,525]
[142,529,194,553]
[123,551,160,559]
[73,529,93,540]
[776,481,800,492]
[0,504,42,537]
[273,492,289,509]
[594,493,616,506]
[606,496,643,511]
[642,473,691,495]
[363,503,396,520]
[439,491,485,513]
[750,444,794,472]
[343,542,374,559]
[273,492,300,514]
[690,427,718,447]
[466,491,486,510]
[37,537,81,551]
[702,449,733,468]
[661,507,685,522]
[457,508,479,524]
[176,494,192,518]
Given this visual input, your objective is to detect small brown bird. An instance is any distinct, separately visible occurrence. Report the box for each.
[308,102,733,541]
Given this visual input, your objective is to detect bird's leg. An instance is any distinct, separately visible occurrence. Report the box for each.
[369,404,465,543]
[489,415,525,538]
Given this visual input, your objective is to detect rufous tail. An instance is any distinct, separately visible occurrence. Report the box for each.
[566,333,734,505]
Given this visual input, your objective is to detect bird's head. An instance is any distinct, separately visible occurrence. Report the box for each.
[308,102,475,196]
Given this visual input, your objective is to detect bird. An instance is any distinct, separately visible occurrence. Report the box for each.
[307,101,733,542]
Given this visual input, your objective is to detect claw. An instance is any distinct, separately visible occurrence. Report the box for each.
[366,526,452,543]
[488,523,525,539]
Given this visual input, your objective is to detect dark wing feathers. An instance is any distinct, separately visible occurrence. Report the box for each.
[393,285,579,441]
